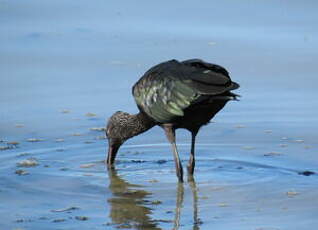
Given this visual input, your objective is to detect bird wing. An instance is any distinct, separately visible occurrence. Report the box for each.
[181,59,240,94]
[132,59,239,123]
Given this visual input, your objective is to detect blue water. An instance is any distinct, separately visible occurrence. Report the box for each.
[1,0,318,229]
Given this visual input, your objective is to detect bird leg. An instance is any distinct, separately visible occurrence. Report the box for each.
[163,124,184,182]
[187,131,197,179]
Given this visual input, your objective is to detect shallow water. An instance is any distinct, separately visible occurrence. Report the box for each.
[1,0,318,229]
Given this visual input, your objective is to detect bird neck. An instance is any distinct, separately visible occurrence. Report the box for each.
[127,112,156,138]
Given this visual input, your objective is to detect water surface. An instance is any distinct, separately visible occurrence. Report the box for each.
[1,0,318,229]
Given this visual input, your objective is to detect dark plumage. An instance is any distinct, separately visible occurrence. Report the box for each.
[106,59,240,182]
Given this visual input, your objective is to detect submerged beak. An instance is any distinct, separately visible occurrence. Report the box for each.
[106,141,121,166]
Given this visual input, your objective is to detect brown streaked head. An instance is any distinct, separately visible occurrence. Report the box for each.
[105,111,156,166]
[105,111,132,166]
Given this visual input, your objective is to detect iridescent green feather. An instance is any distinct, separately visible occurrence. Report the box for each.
[133,76,197,123]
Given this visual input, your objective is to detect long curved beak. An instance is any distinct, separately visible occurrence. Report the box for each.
[106,142,120,166]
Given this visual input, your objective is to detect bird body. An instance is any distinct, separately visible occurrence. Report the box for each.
[106,59,240,182]
[133,59,238,124]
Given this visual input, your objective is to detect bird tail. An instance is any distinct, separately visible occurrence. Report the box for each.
[229,92,241,101]
[230,82,240,90]
[210,92,241,101]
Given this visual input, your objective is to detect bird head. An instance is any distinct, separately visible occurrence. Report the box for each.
[105,111,132,165]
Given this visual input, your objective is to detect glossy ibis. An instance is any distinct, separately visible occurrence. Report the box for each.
[106,59,240,182]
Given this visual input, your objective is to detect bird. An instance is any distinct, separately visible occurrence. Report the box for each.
[105,59,240,182]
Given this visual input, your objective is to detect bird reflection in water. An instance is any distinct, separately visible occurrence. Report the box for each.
[107,168,201,230]
[173,180,201,230]
[107,168,160,229]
